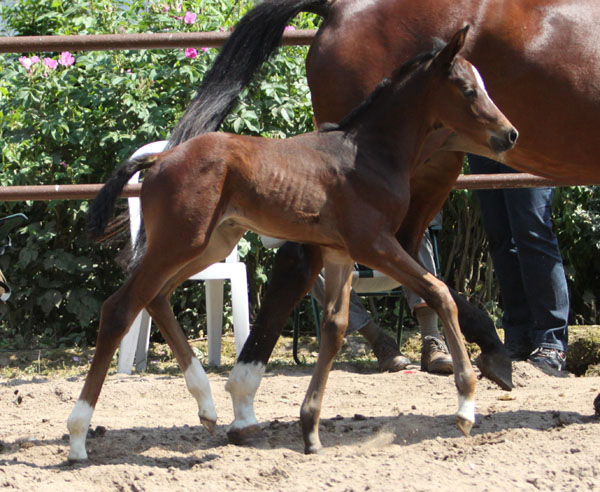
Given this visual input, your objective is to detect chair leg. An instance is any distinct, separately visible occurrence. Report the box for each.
[117,309,144,374]
[230,264,250,358]
[133,309,152,372]
[206,279,225,366]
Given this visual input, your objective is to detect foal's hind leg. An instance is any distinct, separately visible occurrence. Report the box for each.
[146,229,246,434]
[67,261,180,461]
[299,258,353,454]
[226,242,323,446]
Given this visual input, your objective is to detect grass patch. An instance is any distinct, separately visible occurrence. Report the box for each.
[1,325,599,380]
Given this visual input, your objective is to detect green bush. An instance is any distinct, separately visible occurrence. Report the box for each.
[0,0,318,349]
[1,0,597,352]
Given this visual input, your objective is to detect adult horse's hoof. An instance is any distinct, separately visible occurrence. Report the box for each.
[200,417,217,435]
[303,443,324,455]
[66,454,88,463]
[475,351,513,391]
[455,415,473,436]
[227,425,270,448]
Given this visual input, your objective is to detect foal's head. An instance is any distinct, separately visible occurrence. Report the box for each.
[409,26,518,155]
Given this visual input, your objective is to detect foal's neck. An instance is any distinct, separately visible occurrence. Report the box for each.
[348,74,435,173]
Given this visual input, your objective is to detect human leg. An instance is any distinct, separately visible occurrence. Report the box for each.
[470,155,569,369]
[310,274,410,371]
[469,155,534,360]
[503,185,569,368]
[402,214,453,374]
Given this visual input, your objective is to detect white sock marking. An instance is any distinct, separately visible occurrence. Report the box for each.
[457,394,476,423]
[67,400,93,460]
[184,358,217,423]
[225,361,265,430]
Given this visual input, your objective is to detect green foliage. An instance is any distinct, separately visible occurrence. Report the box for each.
[439,160,600,327]
[553,186,600,323]
[0,0,318,349]
[1,0,597,352]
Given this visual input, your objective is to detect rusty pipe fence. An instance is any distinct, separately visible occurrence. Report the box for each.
[0,29,596,202]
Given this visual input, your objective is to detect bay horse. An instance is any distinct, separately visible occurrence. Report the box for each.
[67,27,517,459]
[163,0,600,446]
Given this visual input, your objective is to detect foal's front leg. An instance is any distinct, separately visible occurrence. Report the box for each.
[299,260,353,454]
[354,236,477,435]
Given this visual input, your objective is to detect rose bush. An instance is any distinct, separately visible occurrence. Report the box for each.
[0,0,318,349]
[0,0,597,352]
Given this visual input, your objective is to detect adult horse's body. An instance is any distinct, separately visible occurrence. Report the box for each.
[67,29,518,458]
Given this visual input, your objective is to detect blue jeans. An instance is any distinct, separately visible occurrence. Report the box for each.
[469,155,569,353]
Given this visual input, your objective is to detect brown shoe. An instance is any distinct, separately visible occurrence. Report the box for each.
[421,336,453,374]
[371,331,410,372]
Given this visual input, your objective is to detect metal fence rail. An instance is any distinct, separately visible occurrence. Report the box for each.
[0,174,594,202]
[0,30,597,200]
[0,30,316,53]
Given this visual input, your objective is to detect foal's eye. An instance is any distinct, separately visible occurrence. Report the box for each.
[464,88,477,99]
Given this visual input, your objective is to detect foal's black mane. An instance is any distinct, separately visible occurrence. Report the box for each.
[321,47,441,133]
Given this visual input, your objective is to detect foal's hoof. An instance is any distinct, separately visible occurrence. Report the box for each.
[475,351,513,391]
[200,417,217,435]
[227,425,270,448]
[455,415,473,436]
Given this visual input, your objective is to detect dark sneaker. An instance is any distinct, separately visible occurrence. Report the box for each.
[529,347,566,371]
[371,332,410,373]
[421,336,453,374]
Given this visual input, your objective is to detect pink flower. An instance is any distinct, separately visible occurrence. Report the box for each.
[200,47,209,53]
[183,11,196,24]
[59,51,75,67]
[284,25,296,31]
[185,48,197,59]
[43,57,58,70]
[60,161,67,168]
[18,56,33,71]
[30,56,40,64]
[162,4,169,13]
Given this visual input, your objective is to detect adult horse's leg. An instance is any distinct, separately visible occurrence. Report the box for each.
[226,242,323,445]
[399,151,513,390]
[299,258,353,454]
[352,234,477,436]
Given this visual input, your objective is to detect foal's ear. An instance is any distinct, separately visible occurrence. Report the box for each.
[434,25,470,71]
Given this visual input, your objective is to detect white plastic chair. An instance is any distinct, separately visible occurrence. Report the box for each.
[116,141,250,373]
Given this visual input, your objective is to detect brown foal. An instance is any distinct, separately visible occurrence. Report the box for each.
[68,27,517,458]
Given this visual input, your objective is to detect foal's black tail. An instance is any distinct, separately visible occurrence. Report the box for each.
[87,154,158,239]
[167,0,328,147]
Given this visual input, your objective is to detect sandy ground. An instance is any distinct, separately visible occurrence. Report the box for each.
[1,359,599,492]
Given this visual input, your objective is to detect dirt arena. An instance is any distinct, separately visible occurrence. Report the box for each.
[1,351,599,492]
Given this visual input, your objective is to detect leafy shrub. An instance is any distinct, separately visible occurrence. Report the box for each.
[0,0,318,349]
[1,0,597,352]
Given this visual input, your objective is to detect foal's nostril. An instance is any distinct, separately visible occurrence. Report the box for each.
[508,128,519,145]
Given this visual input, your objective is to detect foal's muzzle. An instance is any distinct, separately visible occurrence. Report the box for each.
[490,127,519,153]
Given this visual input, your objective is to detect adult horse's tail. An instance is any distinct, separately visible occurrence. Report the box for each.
[168,0,328,147]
